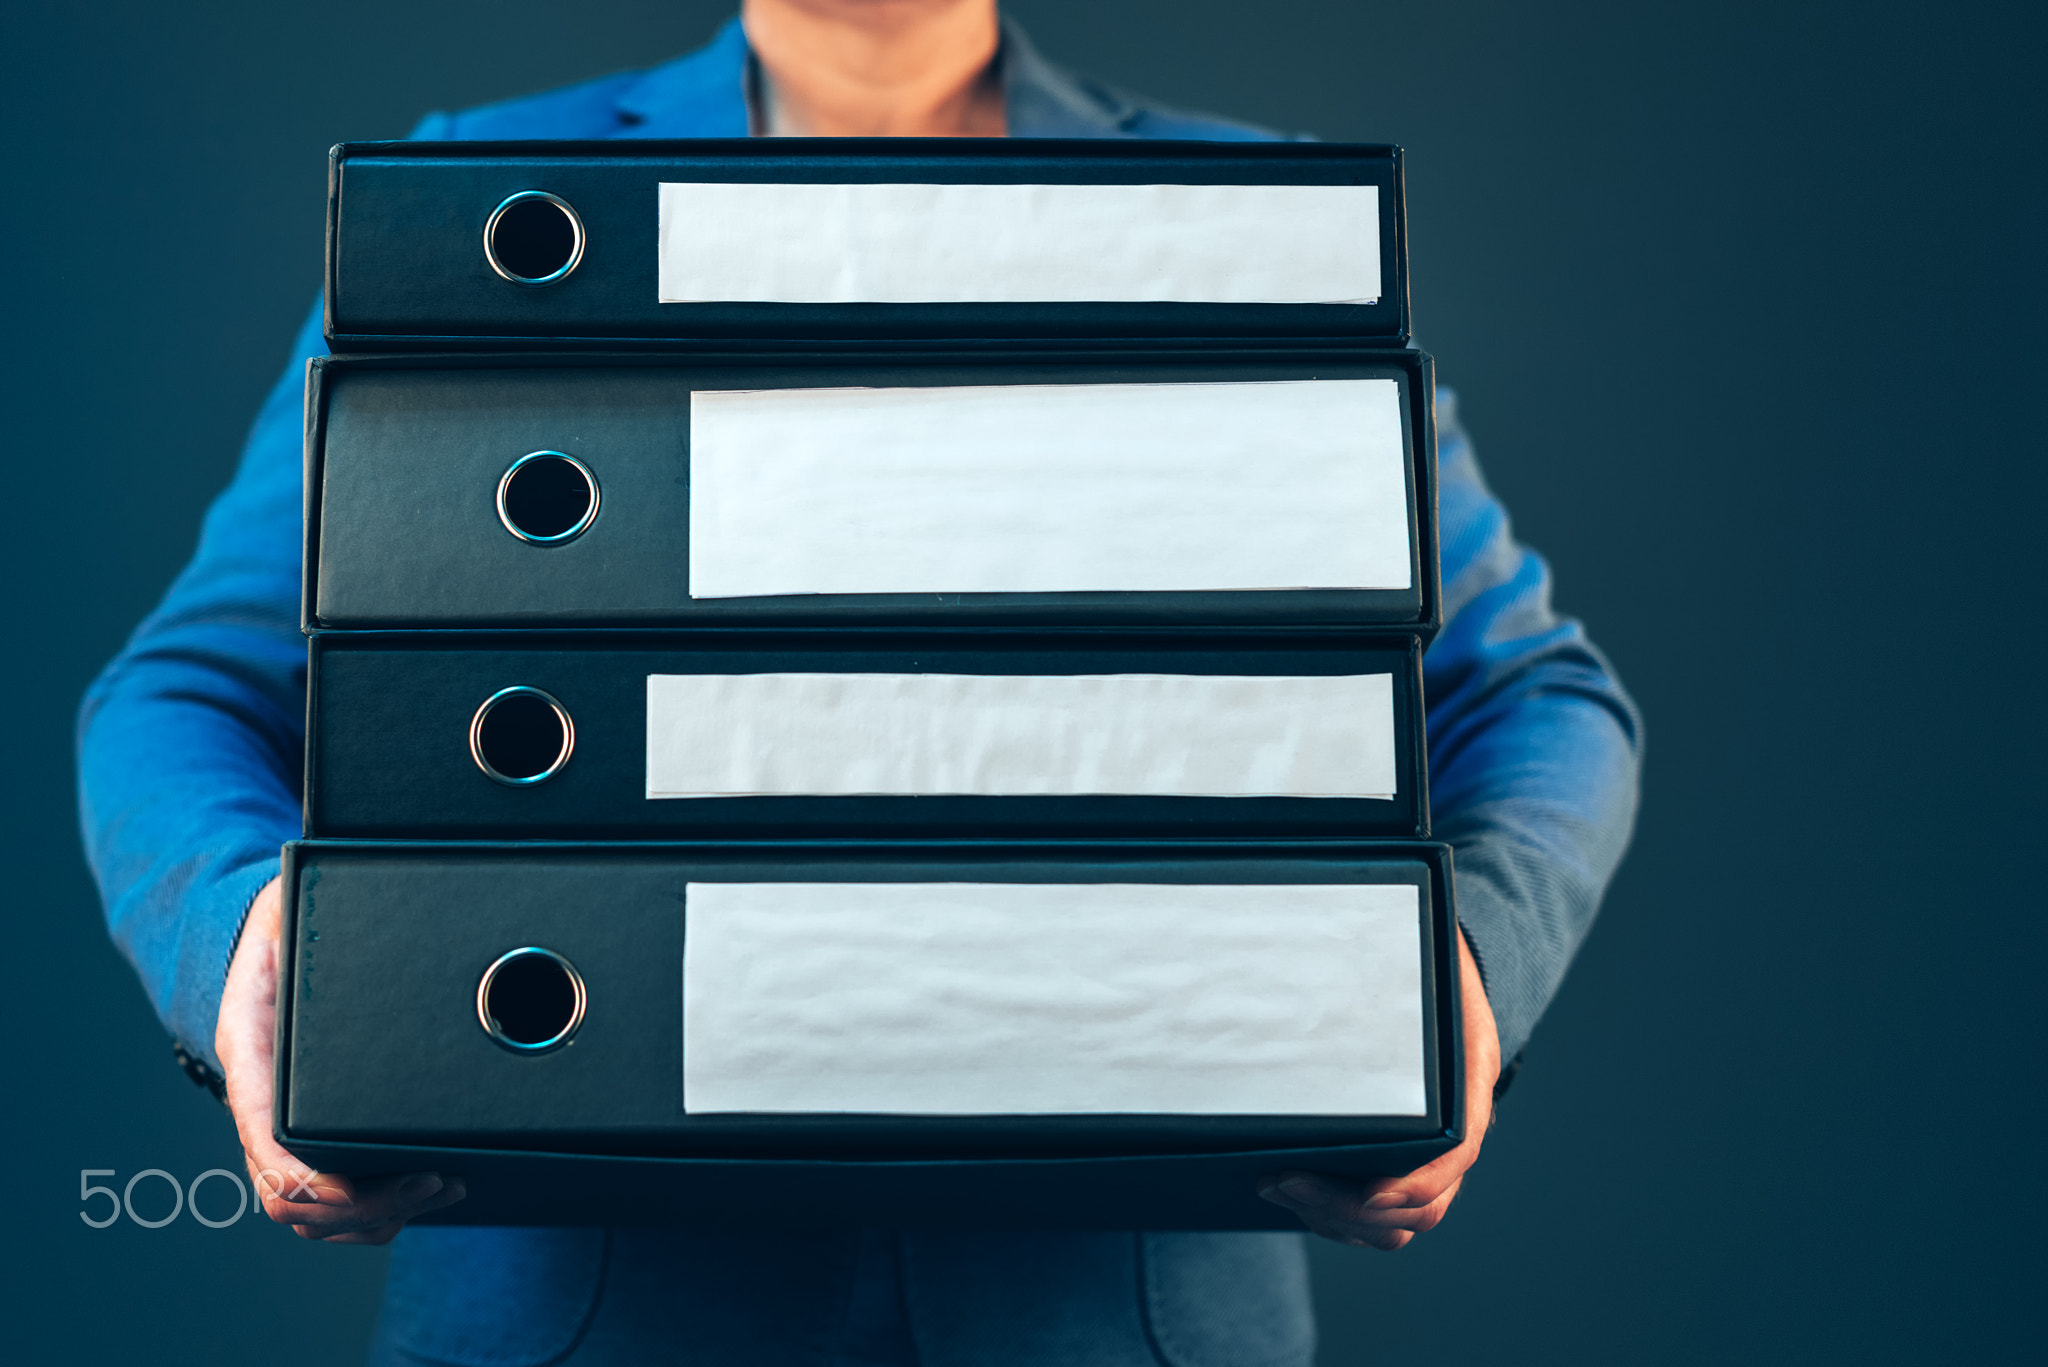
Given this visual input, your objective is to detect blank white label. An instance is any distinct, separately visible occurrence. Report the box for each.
[646,672,1396,799]
[688,379,1411,599]
[658,182,1379,304]
[682,881,1427,1116]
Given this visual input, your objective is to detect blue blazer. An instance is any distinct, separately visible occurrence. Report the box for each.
[76,17,1641,1367]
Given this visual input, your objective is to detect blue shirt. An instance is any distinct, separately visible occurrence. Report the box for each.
[75,18,1642,1366]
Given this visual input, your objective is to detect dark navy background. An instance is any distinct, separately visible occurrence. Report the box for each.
[3,1,2040,1361]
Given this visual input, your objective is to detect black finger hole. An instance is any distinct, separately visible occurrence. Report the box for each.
[485,192,583,285]
[470,687,573,785]
[478,949,585,1052]
[498,453,597,544]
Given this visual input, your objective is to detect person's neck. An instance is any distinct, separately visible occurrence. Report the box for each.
[744,0,1005,136]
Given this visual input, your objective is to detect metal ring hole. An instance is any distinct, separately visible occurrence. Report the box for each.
[477,948,585,1053]
[485,191,585,286]
[470,687,574,786]
[498,452,599,545]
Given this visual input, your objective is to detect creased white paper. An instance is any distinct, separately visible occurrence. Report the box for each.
[682,881,1426,1115]
[688,379,1411,599]
[658,182,1379,304]
[646,672,1395,799]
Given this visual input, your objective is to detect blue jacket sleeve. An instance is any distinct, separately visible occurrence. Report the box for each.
[75,303,321,1073]
[1424,389,1643,1060]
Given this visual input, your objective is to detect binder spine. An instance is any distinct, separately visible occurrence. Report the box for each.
[324,139,1410,350]
[301,630,1432,841]
[274,838,1464,1229]
[302,348,1441,637]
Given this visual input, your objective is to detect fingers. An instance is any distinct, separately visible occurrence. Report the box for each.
[1357,1133,1474,1215]
[1258,1170,1462,1247]
[1355,1139,1471,1211]
[1262,1172,1463,1231]
[246,1151,351,1222]
[1258,1171,1464,1249]
[278,1173,469,1241]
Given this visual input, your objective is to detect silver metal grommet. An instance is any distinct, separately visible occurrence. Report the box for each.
[469,686,575,786]
[476,947,587,1054]
[484,190,586,286]
[497,451,600,545]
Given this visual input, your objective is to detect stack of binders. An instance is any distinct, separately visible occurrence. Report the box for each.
[283,137,1461,1229]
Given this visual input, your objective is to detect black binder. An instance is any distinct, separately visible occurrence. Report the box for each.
[305,631,1430,840]
[276,839,1462,1229]
[325,139,1407,350]
[305,349,1440,635]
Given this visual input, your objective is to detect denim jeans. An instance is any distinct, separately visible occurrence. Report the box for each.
[368,1225,1315,1367]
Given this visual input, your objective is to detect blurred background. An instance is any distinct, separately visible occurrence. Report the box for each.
[2,1,2041,1361]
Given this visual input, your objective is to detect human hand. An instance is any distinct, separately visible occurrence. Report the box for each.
[1257,926,1502,1250]
[214,873,466,1244]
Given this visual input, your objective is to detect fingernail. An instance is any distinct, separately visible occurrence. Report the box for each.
[1366,1189,1407,1210]
[1278,1177,1321,1201]
[398,1173,443,1201]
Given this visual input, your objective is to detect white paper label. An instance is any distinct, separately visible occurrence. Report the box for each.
[646,672,1396,799]
[682,881,1427,1115]
[658,182,1379,304]
[688,379,1411,599]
